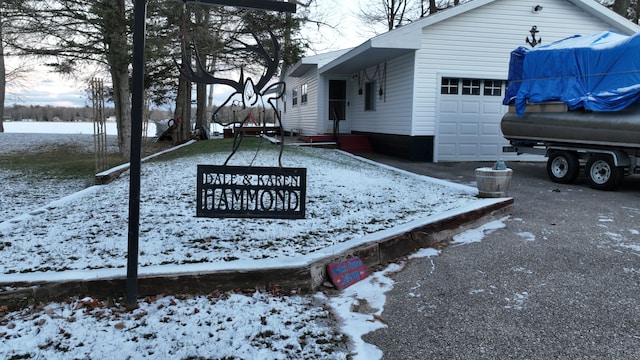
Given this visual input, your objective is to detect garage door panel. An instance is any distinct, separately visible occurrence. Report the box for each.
[439,123,457,135]
[479,144,500,156]
[481,123,500,135]
[458,144,478,156]
[438,143,456,157]
[461,102,480,114]
[482,102,503,114]
[460,123,479,135]
[440,100,460,113]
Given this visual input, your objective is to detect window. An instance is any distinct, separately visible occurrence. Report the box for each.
[484,80,503,96]
[441,78,459,94]
[442,78,505,96]
[365,82,376,111]
[283,93,287,113]
[462,79,481,95]
[301,83,308,104]
[292,88,298,106]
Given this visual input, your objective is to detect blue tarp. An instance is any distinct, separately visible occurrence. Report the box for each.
[503,31,640,116]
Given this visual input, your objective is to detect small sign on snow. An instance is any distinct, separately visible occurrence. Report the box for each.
[327,257,369,290]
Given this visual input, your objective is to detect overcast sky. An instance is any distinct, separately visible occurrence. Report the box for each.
[5,0,371,109]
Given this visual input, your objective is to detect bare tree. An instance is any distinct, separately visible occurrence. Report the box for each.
[356,0,467,35]
[169,4,309,141]
[358,0,411,32]
[611,0,632,17]
[0,10,5,132]
[0,1,25,132]
[3,0,312,147]
[599,0,640,23]
[420,0,463,17]
[4,0,133,155]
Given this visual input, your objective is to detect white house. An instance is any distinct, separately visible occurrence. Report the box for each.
[281,0,640,161]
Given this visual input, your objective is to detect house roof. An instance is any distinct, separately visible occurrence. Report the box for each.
[287,49,351,77]
[318,0,640,76]
[318,32,421,75]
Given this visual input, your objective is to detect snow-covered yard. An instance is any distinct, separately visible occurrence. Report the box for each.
[0,127,491,359]
[0,136,481,278]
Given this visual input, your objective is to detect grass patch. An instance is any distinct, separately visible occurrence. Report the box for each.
[0,140,172,180]
[0,136,291,181]
[148,136,297,162]
[0,144,128,180]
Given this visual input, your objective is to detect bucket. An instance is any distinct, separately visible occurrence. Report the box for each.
[475,167,513,198]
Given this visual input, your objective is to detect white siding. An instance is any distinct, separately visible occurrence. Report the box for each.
[281,69,321,135]
[350,52,415,135]
[413,0,629,136]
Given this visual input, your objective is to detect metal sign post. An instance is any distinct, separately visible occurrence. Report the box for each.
[127,0,296,308]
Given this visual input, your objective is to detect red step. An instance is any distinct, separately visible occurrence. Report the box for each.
[298,134,372,153]
[338,135,373,153]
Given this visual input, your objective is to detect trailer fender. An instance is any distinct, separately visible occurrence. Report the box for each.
[593,150,631,167]
[545,147,631,167]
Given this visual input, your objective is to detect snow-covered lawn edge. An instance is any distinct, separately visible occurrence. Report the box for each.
[1,196,508,284]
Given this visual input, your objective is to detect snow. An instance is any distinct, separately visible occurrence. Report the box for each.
[0,123,501,359]
[517,231,536,242]
[3,121,154,137]
[450,219,507,246]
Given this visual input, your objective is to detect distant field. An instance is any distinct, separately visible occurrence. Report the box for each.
[2,120,154,136]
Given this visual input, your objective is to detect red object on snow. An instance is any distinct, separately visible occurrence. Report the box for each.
[327,257,369,290]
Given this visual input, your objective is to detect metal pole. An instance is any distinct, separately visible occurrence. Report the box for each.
[127,0,148,309]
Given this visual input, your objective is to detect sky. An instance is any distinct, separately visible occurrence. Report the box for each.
[5,0,371,109]
[0,124,508,359]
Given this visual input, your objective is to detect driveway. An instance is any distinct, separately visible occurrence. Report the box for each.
[359,155,640,359]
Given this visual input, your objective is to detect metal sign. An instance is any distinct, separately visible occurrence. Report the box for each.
[127,0,297,307]
[197,165,306,219]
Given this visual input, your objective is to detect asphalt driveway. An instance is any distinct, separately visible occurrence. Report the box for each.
[360,155,640,359]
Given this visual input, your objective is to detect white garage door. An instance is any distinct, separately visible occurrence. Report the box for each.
[437,78,518,162]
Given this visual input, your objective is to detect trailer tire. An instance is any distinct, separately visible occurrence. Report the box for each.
[585,154,624,191]
[547,151,579,184]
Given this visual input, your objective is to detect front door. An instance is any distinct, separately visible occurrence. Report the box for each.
[328,80,348,133]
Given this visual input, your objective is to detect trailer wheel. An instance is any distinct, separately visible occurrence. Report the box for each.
[585,154,624,191]
[547,151,579,184]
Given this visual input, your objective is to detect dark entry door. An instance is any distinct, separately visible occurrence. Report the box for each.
[329,80,347,122]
